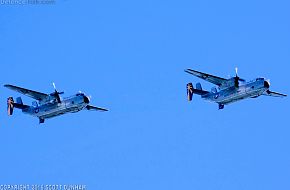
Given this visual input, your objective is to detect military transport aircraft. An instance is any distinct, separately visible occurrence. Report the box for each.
[185,68,287,109]
[4,83,108,123]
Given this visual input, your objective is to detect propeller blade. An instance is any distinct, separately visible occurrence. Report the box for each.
[51,82,62,103]
[234,67,246,82]
[267,79,271,86]
[234,67,239,87]
[53,82,56,90]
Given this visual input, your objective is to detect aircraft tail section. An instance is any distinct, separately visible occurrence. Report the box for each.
[187,83,209,101]
[7,97,29,115]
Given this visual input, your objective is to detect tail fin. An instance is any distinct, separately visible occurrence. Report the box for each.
[16,97,23,105]
[187,83,194,101]
[196,83,202,90]
[7,97,14,116]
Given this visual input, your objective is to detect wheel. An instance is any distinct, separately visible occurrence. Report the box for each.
[39,118,45,124]
[218,104,224,110]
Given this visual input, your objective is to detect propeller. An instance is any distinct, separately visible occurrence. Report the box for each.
[266,79,271,86]
[50,82,64,103]
[234,67,246,88]
[53,82,56,90]
[77,90,91,104]
[83,93,92,104]
[264,79,271,88]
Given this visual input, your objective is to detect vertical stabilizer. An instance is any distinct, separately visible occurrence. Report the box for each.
[196,83,202,90]
[187,83,194,101]
[7,97,14,116]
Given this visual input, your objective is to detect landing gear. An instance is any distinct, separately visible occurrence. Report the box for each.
[218,104,224,110]
[39,118,45,124]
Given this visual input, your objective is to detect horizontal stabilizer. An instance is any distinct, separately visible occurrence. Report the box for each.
[13,103,30,109]
[86,105,109,112]
[192,89,209,96]
[263,90,287,98]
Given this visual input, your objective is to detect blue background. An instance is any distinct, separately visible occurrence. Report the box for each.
[0,0,289,189]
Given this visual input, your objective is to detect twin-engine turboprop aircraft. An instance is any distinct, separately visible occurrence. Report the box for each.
[2,68,287,123]
[5,83,108,123]
[185,68,287,109]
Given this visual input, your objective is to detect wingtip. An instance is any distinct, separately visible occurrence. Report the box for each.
[4,84,11,88]
[184,68,193,74]
[99,108,109,112]
[86,105,109,112]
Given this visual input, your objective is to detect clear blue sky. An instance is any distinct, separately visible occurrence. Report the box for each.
[1,0,290,189]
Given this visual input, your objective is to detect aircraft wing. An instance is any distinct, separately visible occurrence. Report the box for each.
[86,105,108,112]
[263,90,287,98]
[185,69,228,86]
[4,84,49,101]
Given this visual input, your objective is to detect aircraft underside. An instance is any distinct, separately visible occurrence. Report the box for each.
[218,89,264,105]
[204,88,266,108]
[4,84,108,124]
[23,103,86,122]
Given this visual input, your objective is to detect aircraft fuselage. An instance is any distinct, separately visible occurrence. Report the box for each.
[202,78,269,105]
[21,93,90,120]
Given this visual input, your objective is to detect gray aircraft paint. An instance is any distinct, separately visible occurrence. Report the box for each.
[5,84,108,123]
[185,69,286,109]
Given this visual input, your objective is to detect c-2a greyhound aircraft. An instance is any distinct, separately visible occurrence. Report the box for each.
[5,83,108,123]
[185,68,287,109]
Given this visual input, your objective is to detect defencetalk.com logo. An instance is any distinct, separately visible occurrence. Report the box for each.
[0,0,55,5]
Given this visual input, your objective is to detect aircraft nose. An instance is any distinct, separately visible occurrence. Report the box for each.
[84,95,90,104]
[264,81,270,88]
